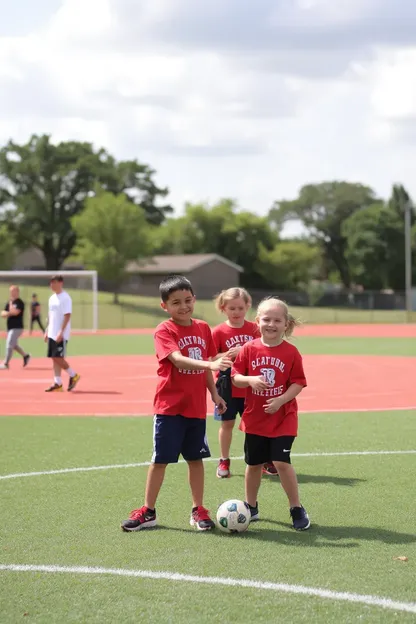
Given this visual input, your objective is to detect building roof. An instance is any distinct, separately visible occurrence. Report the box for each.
[127,254,243,274]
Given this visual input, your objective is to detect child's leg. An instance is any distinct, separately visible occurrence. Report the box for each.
[187,460,204,508]
[245,464,263,507]
[273,462,301,508]
[219,420,235,459]
[145,463,168,509]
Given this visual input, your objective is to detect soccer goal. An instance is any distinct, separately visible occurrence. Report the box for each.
[0,270,98,333]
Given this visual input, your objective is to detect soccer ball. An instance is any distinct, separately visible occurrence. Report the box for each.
[216,499,251,534]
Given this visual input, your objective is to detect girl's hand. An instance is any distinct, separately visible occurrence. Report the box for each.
[249,376,269,392]
[212,392,227,414]
[263,397,285,414]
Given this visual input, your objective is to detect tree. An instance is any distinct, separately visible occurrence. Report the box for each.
[0,224,16,270]
[72,190,151,303]
[269,182,378,287]
[0,134,171,270]
[343,186,416,290]
[257,240,322,290]
[152,199,278,287]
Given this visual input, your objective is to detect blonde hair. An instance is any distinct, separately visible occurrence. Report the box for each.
[256,296,301,338]
[214,287,252,313]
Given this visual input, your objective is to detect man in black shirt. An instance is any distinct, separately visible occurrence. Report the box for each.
[30,293,45,334]
[0,285,31,370]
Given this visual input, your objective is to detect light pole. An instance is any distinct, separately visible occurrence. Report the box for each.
[404,199,413,321]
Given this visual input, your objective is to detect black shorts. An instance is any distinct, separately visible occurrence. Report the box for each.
[47,338,68,358]
[244,434,295,466]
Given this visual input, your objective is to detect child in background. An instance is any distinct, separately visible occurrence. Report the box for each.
[231,296,310,531]
[121,275,232,532]
[212,287,278,478]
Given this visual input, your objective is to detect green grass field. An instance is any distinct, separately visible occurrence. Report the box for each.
[1,412,415,622]
[1,328,416,621]
[1,281,415,328]
[2,333,416,358]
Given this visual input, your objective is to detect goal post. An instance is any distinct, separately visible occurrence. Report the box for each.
[0,270,98,332]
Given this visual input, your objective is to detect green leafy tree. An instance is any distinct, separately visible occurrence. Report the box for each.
[343,186,416,289]
[0,134,171,270]
[0,224,16,270]
[269,182,378,287]
[257,240,322,290]
[72,191,151,303]
[152,199,278,287]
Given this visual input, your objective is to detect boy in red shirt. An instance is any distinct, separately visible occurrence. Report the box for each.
[231,296,310,530]
[121,275,232,532]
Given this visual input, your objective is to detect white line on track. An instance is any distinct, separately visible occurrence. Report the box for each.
[0,450,415,481]
[0,564,415,614]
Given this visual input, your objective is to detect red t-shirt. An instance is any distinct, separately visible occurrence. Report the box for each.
[212,320,260,398]
[153,318,217,419]
[231,339,307,437]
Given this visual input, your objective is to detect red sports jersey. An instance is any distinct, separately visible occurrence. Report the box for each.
[231,339,307,437]
[153,318,217,419]
[212,320,260,398]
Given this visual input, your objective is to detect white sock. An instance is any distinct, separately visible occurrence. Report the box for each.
[67,368,75,377]
[54,377,62,385]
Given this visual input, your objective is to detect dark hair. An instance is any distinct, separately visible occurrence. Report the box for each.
[32,293,37,297]
[159,274,194,302]
[50,275,64,283]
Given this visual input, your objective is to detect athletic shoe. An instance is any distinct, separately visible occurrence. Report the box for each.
[262,462,279,476]
[247,502,259,521]
[0,363,9,370]
[217,458,231,478]
[23,354,31,368]
[121,506,157,532]
[190,506,215,531]
[290,506,311,530]
[45,383,63,392]
[68,373,80,391]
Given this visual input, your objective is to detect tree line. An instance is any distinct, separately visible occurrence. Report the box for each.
[0,134,415,298]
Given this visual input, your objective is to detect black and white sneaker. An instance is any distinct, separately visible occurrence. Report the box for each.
[23,354,31,368]
[290,506,310,530]
[248,502,259,522]
[121,506,157,531]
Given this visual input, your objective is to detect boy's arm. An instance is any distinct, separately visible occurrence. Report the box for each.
[168,351,232,372]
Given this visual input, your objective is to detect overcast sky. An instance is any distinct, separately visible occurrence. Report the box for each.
[1,0,416,236]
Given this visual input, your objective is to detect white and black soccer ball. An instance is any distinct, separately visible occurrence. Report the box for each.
[216,499,251,533]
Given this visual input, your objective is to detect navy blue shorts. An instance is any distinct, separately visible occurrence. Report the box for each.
[151,415,211,464]
[214,397,245,422]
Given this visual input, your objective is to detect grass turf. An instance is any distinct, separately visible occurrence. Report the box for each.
[1,282,415,329]
[2,333,416,359]
[0,412,415,622]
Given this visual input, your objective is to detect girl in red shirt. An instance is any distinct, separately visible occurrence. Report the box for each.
[231,296,310,531]
[212,287,277,478]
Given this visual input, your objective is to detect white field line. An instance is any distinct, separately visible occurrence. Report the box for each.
[1,450,415,481]
[0,564,415,614]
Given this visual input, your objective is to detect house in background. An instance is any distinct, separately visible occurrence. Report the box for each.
[125,254,244,299]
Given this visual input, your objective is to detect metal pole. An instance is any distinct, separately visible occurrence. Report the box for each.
[404,200,412,321]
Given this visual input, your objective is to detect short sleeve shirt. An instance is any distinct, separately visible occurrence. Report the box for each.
[212,320,260,398]
[231,339,307,437]
[4,298,24,331]
[153,318,217,419]
[47,291,72,341]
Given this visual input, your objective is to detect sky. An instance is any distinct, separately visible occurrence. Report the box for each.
[1,0,416,237]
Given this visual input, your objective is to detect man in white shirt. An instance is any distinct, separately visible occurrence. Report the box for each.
[44,275,80,392]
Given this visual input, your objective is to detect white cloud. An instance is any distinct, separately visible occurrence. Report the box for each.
[1,0,416,227]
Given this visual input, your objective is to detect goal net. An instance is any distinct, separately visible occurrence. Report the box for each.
[0,271,98,333]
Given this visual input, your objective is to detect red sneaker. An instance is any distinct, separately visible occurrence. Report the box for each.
[190,506,215,531]
[217,458,231,478]
[262,462,279,476]
[121,506,157,532]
